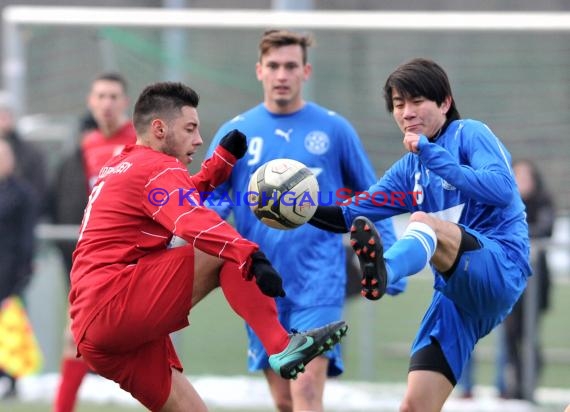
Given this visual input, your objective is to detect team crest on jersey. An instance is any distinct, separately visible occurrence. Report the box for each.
[304,131,330,155]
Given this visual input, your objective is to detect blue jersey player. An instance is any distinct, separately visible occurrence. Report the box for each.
[310,58,531,411]
[206,29,404,412]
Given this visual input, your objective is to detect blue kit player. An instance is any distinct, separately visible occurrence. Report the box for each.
[309,58,531,411]
[206,29,404,412]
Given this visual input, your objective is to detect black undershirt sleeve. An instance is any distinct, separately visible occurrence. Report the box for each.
[308,205,349,233]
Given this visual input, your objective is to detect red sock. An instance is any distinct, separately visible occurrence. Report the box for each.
[53,358,89,412]
[219,262,289,354]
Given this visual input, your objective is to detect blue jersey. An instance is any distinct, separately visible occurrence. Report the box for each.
[206,102,398,309]
[342,119,532,281]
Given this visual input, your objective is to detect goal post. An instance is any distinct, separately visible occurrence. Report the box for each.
[5,6,570,29]
[4,6,570,115]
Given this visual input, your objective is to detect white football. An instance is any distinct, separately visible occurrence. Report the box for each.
[248,159,319,230]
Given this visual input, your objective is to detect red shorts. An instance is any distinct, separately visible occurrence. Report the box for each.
[77,245,195,411]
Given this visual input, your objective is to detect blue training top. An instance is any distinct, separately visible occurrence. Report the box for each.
[206,102,399,309]
[342,119,532,281]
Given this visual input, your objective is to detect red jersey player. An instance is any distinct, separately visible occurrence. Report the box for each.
[54,73,137,412]
[68,82,348,411]
[81,121,135,188]
[81,73,137,189]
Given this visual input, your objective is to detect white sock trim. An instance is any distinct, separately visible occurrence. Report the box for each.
[403,221,437,264]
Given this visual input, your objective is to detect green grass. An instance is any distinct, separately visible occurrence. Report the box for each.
[6,273,569,411]
[179,273,570,388]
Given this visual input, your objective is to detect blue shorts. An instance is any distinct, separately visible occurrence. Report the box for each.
[246,305,344,377]
[411,227,527,382]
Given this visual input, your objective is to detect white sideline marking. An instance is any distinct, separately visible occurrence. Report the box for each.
[14,374,570,411]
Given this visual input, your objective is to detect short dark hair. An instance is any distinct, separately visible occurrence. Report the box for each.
[93,72,129,94]
[383,58,460,122]
[133,82,200,134]
[258,29,314,64]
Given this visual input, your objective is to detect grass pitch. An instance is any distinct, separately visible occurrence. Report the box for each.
[4,273,569,411]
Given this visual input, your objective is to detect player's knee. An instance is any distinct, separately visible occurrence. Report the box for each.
[399,397,422,412]
[409,211,430,224]
[408,212,441,241]
[273,396,293,412]
[400,392,442,412]
[64,333,75,347]
[291,375,321,405]
[290,356,328,408]
[62,331,78,357]
[399,400,412,412]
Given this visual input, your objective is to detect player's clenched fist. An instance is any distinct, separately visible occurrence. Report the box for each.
[403,132,421,153]
[219,129,248,159]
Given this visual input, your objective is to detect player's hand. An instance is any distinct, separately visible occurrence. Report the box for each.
[219,129,248,159]
[403,132,421,153]
[250,251,286,298]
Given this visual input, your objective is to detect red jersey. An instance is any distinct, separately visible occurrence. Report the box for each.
[69,144,258,343]
[81,122,137,189]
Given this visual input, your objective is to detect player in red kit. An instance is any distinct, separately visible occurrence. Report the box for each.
[54,73,137,412]
[81,73,137,188]
[68,82,348,411]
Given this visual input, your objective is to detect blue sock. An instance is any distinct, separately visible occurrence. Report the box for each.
[384,221,437,285]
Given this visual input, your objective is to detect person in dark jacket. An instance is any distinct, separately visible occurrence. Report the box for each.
[0,139,38,398]
[502,158,555,399]
[0,92,47,209]
[49,113,97,275]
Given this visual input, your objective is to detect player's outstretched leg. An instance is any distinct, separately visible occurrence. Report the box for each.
[350,216,387,300]
[268,320,348,380]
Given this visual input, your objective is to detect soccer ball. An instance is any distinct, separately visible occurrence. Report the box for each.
[248,159,319,230]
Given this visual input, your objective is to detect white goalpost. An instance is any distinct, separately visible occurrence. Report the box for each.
[4,6,570,115]
[4,6,570,29]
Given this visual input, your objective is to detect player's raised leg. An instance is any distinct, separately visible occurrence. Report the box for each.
[351,214,438,301]
[268,321,347,380]
[350,216,388,300]
[209,253,348,380]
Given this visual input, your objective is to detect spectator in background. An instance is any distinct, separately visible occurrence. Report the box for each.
[49,112,97,275]
[0,139,38,399]
[502,159,555,399]
[80,73,136,190]
[456,323,510,399]
[0,91,47,208]
[457,159,554,401]
[53,73,137,412]
[0,91,44,400]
